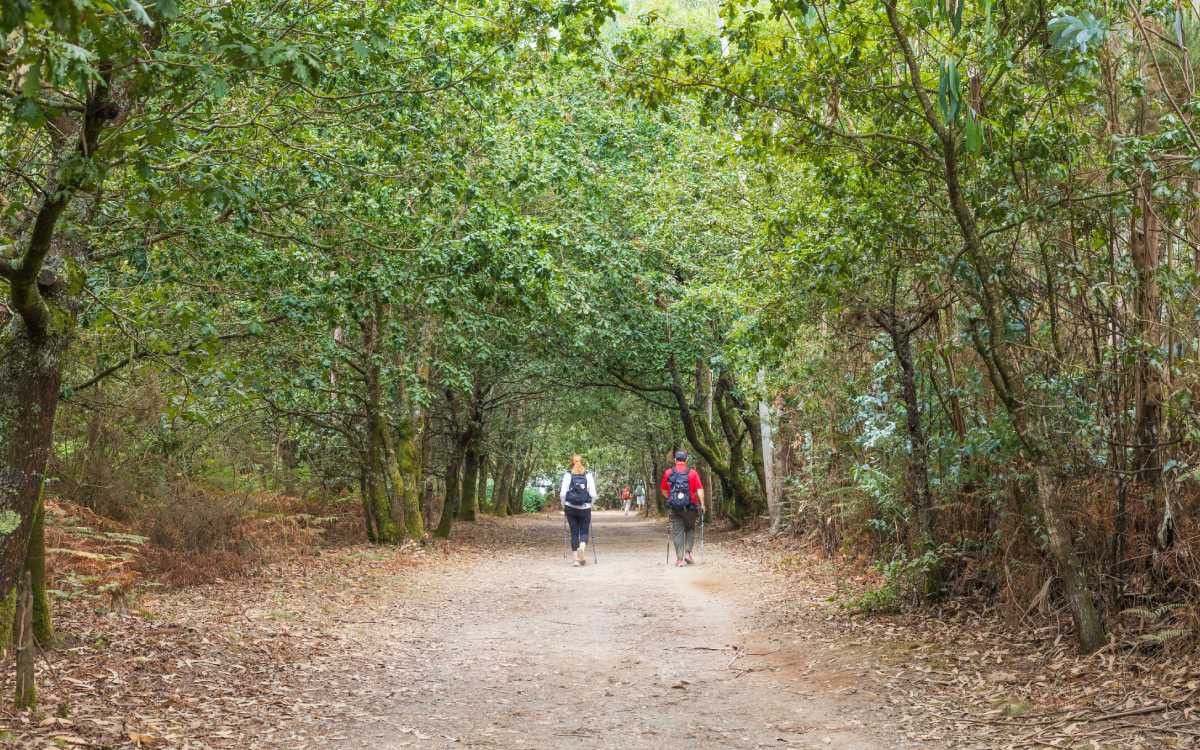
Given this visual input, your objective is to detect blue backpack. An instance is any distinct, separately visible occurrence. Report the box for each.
[565,472,590,506]
[665,469,692,510]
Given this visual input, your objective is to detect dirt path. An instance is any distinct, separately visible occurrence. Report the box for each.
[326,512,923,750]
[8,510,1192,749]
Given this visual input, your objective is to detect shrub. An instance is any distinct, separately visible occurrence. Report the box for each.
[843,550,944,615]
[147,483,250,555]
[522,488,545,513]
[844,584,901,615]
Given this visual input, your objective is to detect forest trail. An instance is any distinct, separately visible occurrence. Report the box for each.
[328,512,921,750]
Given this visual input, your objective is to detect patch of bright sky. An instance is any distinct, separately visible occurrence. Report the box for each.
[610,0,720,33]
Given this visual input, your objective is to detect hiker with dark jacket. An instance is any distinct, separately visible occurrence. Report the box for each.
[661,450,705,566]
[560,454,597,566]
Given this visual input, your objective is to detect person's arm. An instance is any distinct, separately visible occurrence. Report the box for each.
[697,487,706,512]
[559,473,569,505]
[660,470,669,498]
[692,470,706,512]
[587,472,598,501]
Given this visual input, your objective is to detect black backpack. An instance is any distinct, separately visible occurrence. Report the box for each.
[665,469,692,510]
[564,472,590,506]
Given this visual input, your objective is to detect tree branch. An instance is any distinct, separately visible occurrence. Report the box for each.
[61,320,282,399]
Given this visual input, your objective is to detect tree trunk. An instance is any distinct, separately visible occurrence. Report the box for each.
[0,321,67,595]
[25,495,52,646]
[1,73,115,596]
[1035,465,1106,653]
[476,455,489,513]
[883,1,1106,651]
[649,452,664,516]
[421,478,437,533]
[0,585,14,653]
[493,461,513,517]
[1131,171,1163,482]
[887,320,935,554]
[395,411,425,542]
[434,451,463,539]
[458,443,479,522]
[883,316,941,597]
[667,359,762,524]
[13,571,34,710]
[757,371,780,533]
[715,383,762,524]
[363,415,402,544]
[359,464,377,543]
[363,336,402,543]
[510,463,530,514]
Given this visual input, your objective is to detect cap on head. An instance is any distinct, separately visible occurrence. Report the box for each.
[674,450,688,462]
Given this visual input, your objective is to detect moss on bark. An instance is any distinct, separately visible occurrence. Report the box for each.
[0,585,15,653]
[458,445,478,522]
[433,454,462,539]
[25,493,52,647]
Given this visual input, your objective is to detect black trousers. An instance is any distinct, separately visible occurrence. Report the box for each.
[565,506,591,550]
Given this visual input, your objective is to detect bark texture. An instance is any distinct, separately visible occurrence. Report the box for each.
[0,321,67,595]
[13,571,34,709]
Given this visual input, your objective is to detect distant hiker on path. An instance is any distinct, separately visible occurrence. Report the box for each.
[560,454,597,566]
[661,450,705,567]
[635,483,646,513]
[622,485,633,516]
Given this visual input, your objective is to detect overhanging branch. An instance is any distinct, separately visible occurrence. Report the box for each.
[62,318,283,399]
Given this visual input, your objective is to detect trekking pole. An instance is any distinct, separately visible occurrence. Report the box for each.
[699,508,705,564]
[590,517,598,565]
[666,515,672,565]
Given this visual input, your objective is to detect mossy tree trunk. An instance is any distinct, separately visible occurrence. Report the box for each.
[362,419,401,544]
[493,460,512,517]
[13,571,34,710]
[359,461,378,543]
[0,319,68,597]
[25,494,52,646]
[359,304,410,545]
[0,74,116,596]
[510,465,530,514]
[666,358,762,526]
[458,442,479,522]
[511,451,534,514]
[395,411,425,542]
[421,478,437,532]
[0,585,15,653]
[475,454,489,513]
[434,446,465,539]
[648,451,663,517]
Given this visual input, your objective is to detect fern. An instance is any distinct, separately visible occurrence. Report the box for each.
[1138,629,1190,644]
[1120,607,1156,620]
[1120,604,1182,620]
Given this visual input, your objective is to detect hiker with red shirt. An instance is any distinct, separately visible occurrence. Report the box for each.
[661,450,705,566]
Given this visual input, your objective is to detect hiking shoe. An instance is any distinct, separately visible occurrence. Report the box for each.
[578,542,587,564]
[572,559,582,567]
[684,553,695,565]
[676,559,686,567]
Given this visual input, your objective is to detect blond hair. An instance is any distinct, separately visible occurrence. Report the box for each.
[570,454,586,474]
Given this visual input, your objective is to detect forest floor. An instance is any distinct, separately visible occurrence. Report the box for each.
[1,511,1196,749]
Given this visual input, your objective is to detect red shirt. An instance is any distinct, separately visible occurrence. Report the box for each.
[661,463,703,505]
